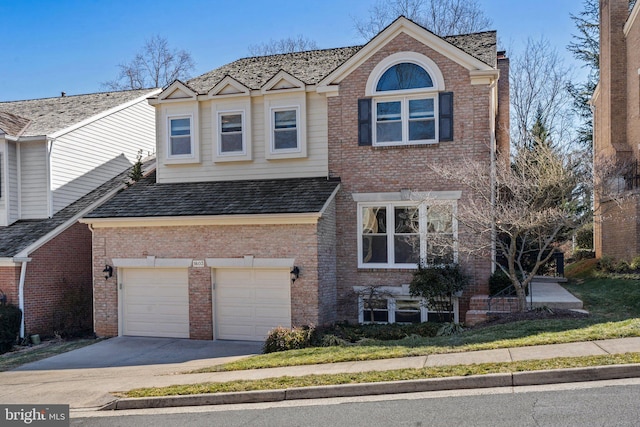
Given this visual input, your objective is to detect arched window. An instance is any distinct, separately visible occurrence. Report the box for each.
[376,63,433,92]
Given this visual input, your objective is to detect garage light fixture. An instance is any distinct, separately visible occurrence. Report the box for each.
[103,265,113,280]
[290,266,300,283]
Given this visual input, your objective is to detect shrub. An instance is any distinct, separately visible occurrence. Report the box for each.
[410,264,469,315]
[263,326,314,353]
[575,223,594,250]
[615,260,631,274]
[489,270,513,296]
[436,322,465,336]
[573,249,595,261]
[318,321,440,343]
[630,256,640,271]
[0,304,22,354]
[597,256,616,273]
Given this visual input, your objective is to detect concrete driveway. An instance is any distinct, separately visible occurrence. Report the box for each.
[0,337,264,410]
[13,336,263,370]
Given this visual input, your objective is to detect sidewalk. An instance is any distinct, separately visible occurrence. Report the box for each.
[4,337,639,412]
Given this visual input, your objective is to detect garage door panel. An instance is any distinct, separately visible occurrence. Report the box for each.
[215,268,291,341]
[122,268,189,338]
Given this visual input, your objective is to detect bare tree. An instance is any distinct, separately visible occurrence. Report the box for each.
[248,35,319,56]
[353,0,492,39]
[510,37,575,150]
[103,35,195,90]
[430,144,586,311]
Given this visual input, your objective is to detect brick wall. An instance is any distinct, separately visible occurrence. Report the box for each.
[92,221,331,338]
[328,32,494,321]
[23,222,93,337]
[595,0,640,260]
[0,266,21,306]
[317,197,338,325]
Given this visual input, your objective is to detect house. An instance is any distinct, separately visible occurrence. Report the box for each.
[593,0,640,260]
[82,17,509,341]
[0,89,158,338]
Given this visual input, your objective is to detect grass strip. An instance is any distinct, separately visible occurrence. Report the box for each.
[125,352,640,398]
[0,338,100,372]
[193,318,640,373]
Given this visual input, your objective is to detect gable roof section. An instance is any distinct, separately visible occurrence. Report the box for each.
[84,172,340,219]
[0,112,31,137]
[0,88,159,138]
[0,159,156,258]
[319,17,497,88]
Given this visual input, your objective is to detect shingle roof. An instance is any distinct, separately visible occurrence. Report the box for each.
[85,172,341,218]
[0,88,158,137]
[0,112,31,137]
[0,160,154,257]
[186,29,497,94]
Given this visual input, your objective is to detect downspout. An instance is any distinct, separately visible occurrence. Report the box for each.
[46,138,55,218]
[489,79,498,274]
[87,223,96,336]
[15,257,31,338]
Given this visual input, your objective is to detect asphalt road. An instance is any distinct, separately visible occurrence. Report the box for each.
[72,379,640,427]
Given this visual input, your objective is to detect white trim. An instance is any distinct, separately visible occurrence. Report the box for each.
[206,256,295,268]
[212,98,252,163]
[166,114,195,160]
[365,52,445,96]
[352,190,462,202]
[270,105,301,154]
[319,184,341,215]
[0,259,20,267]
[50,89,161,138]
[372,94,439,146]
[156,81,197,102]
[207,76,251,98]
[261,70,306,94]
[80,212,323,228]
[112,256,193,268]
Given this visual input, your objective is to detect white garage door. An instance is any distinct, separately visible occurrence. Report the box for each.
[215,268,291,341]
[121,268,189,338]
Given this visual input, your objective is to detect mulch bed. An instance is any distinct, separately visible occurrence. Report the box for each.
[475,308,589,327]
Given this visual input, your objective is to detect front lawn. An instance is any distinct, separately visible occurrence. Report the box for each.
[194,276,640,373]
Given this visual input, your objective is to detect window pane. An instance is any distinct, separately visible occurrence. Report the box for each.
[170,136,191,155]
[394,207,418,233]
[409,99,434,118]
[427,240,454,265]
[362,235,388,263]
[362,207,387,234]
[274,129,298,149]
[221,114,242,133]
[221,133,243,153]
[394,235,420,264]
[395,310,421,323]
[275,110,297,129]
[409,119,435,141]
[363,299,389,323]
[170,118,190,136]
[376,101,401,121]
[377,122,402,142]
[428,206,453,232]
[376,63,434,91]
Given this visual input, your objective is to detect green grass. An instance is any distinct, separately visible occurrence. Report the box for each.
[125,352,640,398]
[192,275,640,373]
[0,338,100,372]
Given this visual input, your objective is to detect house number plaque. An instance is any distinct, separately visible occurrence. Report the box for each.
[192,260,205,268]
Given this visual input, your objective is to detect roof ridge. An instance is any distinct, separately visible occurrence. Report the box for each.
[0,88,158,104]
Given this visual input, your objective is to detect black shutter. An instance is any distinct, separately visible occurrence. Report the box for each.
[358,98,372,146]
[439,92,454,142]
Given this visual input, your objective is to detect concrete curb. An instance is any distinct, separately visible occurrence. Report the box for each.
[102,364,640,411]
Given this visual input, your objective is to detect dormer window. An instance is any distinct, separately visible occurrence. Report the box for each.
[168,116,193,156]
[219,113,244,154]
[273,108,299,150]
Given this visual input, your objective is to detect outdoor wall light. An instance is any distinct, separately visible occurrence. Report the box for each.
[103,265,113,280]
[290,266,300,283]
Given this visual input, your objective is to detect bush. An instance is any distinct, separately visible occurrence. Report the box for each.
[489,270,512,296]
[575,223,594,250]
[410,264,469,314]
[0,304,22,354]
[263,326,315,353]
[318,321,440,343]
[630,256,640,271]
[597,256,616,273]
[573,249,595,261]
[615,260,631,274]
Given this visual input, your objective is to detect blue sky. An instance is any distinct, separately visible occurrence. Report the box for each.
[1,0,586,102]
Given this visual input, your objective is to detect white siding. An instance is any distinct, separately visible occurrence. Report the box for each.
[50,100,156,214]
[19,141,48,219]
[8,142,18,224]
[156,92,329,183]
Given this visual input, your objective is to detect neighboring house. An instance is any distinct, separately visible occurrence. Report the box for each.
[82,17,509,341]
[593,0,640,260]
[0,89,158,337]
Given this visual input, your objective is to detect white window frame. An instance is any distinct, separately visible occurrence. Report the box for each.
[357,201,457,269]
[357,294,459,324]
[167,114,194,159]
[270,106,300,154]
[217,110,246,156]
[373,95,438,146]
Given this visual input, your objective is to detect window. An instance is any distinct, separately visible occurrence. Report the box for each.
[359,202,456,268]
[375,97,436,144]
[362,298,389,323]
[219,112,244,154]
[376,62,434,91]
[168,116,192,157]
[272,108,299,151]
